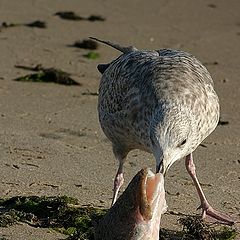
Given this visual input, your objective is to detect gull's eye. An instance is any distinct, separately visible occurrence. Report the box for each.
[178,139,187,147]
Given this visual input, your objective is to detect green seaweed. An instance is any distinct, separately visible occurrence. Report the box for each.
[0,196,238,239]
[214,226,237,240]
[179,215,238,240]
[179,216,215,239]
[0,196,106,239]
[14,68,81,86]
[0,209,20,227]
[83,51,100,60]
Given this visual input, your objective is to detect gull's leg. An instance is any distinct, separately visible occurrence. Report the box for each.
[185,153,235,225]
[111,146,127,206]
[111,160,124,206]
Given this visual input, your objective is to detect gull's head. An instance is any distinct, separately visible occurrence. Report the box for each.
[152,110,193,174]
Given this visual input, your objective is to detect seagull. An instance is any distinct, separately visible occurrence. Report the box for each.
[91,37,235,225]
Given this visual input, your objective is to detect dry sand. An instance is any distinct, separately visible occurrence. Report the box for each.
[0,0,239,239]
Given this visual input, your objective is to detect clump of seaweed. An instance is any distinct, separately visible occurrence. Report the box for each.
[25,20,46,28]
[72,39,99,50]
[0,20,46,31]
[1,22,16,28]
[1,197,237,239]
[0,196,106,239]
[54,11,105,22]
[159,228,183,240]
[87,15,105,22]
[14,65,81,86]
[0,209,20,227]
[179,216,215,239]
[55,11,84,20]
[179,215,238,240]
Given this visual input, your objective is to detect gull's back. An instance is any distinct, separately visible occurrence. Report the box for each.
[98,49,219,157]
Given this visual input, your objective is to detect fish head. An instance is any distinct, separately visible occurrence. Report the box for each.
[132,168,167,240]
[94,168,167,240]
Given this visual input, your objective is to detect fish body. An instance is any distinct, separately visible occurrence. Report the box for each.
[94,168,167,240]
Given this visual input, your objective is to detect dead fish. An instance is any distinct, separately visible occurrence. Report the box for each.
[94,168,167,240]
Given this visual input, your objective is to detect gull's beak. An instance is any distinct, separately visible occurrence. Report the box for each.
[156,158,171,177]
[156,158,164,174]
[165,163,172,174]
[163,159,176,177]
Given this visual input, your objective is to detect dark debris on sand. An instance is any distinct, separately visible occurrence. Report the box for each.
[218,119,229,126]
[87,15,105,22]
[54,11,105,22]
[82,91,99,96]
[1,22,16,28]
[72,39,99,50]
[25,20,46,28]
[55,11,84,20]
[14,65,81,86]
[1,20,46,30]
[0,22,17,32]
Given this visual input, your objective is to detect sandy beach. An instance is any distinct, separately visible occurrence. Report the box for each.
[0,0,240,239]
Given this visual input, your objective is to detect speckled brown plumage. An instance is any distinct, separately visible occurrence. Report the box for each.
[98,47,219,171]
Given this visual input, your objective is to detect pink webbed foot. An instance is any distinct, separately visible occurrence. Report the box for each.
[199,200,235,225]
[185,153,236,225]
